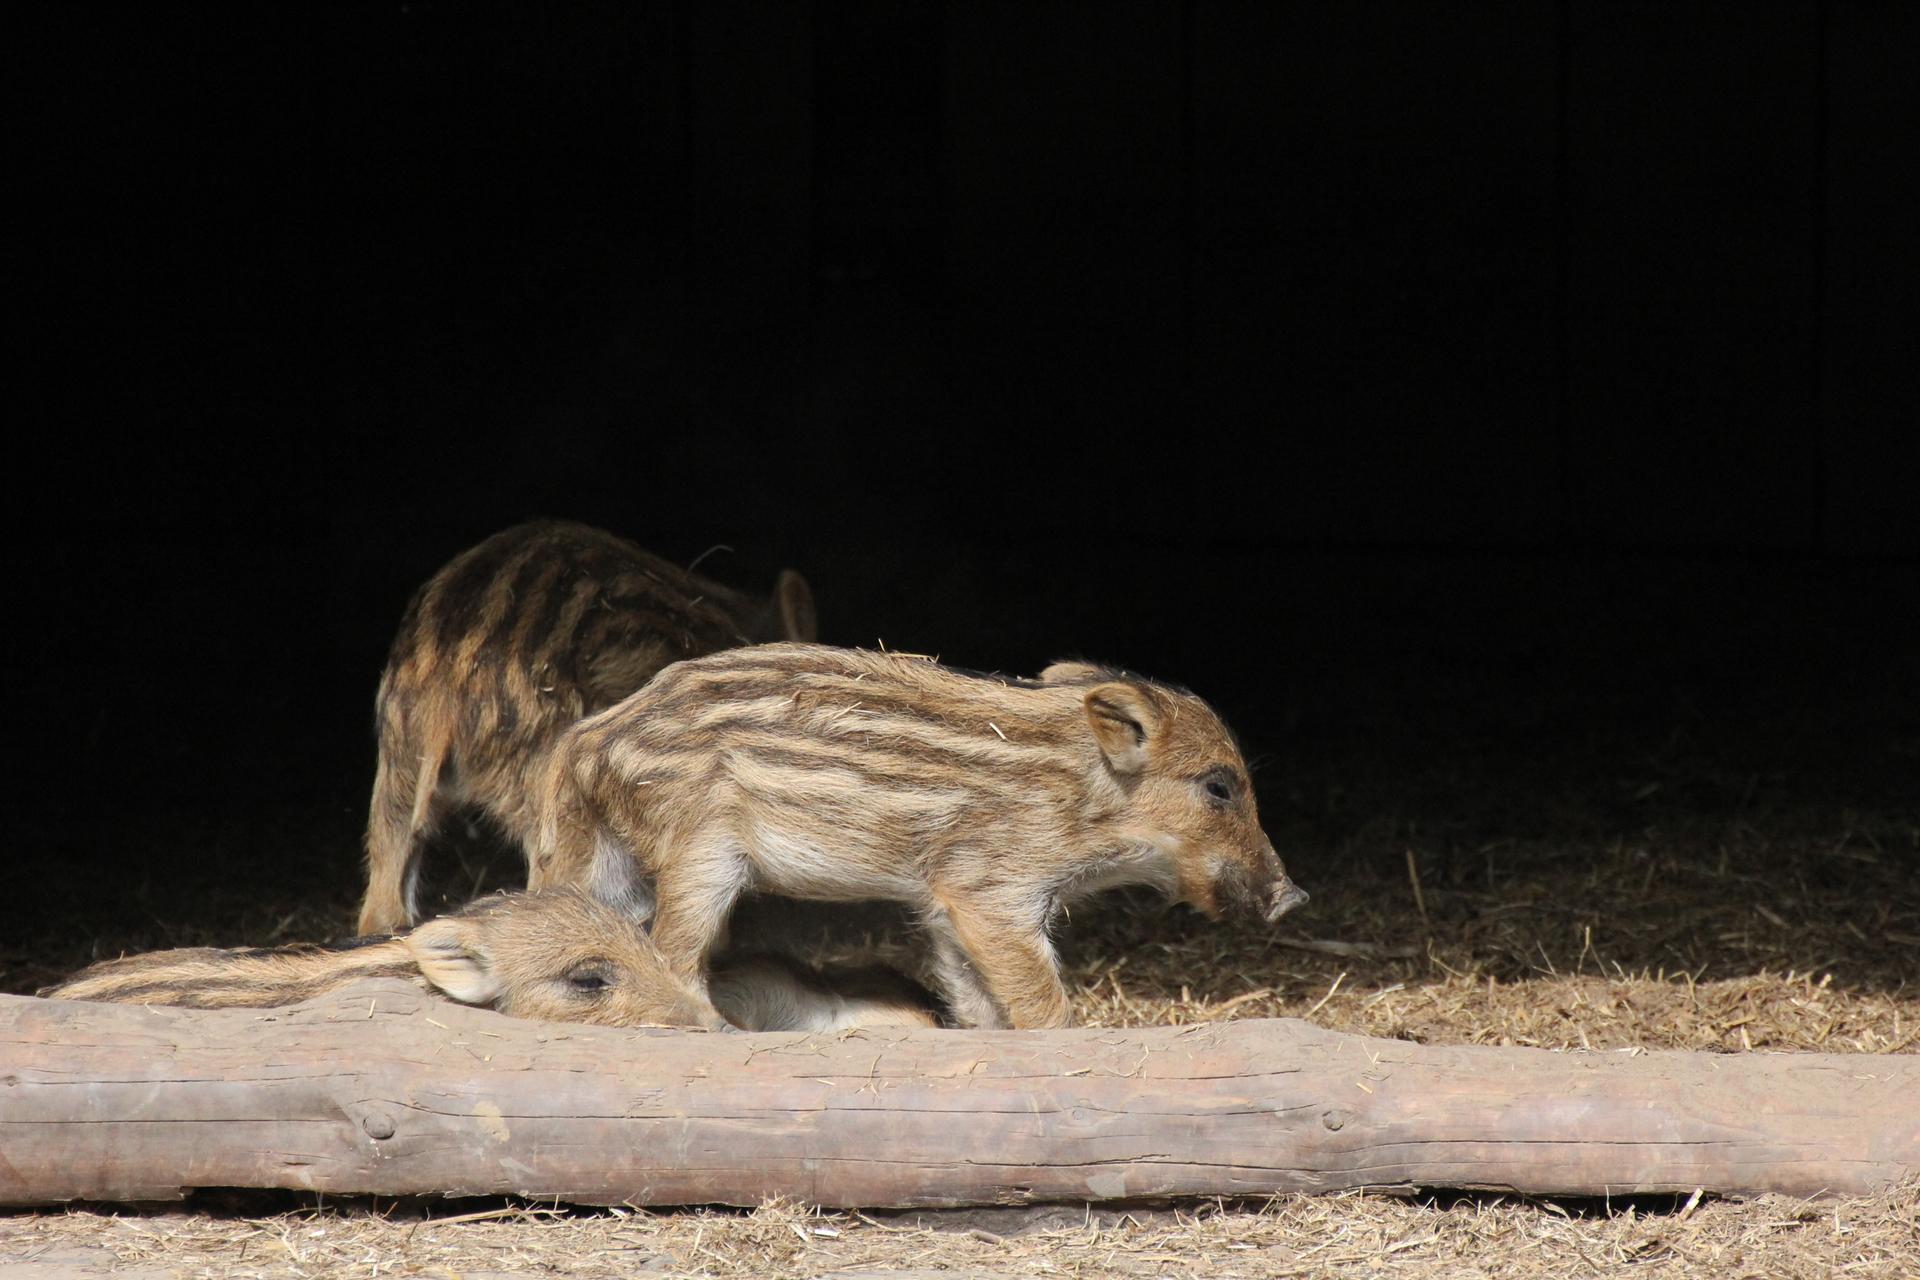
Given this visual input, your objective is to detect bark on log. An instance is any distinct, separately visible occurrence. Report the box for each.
[1,983,1914,1208]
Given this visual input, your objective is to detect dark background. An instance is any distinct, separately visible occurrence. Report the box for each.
[10,3,1916,957]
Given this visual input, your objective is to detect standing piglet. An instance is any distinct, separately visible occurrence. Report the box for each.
[358,520,816,935]
[530,643,1307,1029]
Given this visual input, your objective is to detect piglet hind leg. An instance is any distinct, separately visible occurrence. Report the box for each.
[358,742,451,935]
[645,837,754,1001]
[526,756,603,894]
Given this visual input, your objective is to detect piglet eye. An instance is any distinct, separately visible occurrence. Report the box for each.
[566,967,611,994]
[1199,771,1239,805]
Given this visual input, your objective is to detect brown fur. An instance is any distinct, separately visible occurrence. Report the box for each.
[708,954,942,1033]
[46,890,725,1028]
[358,520,817,934]
[45,890,935,1033]
[528,644,1308,1029]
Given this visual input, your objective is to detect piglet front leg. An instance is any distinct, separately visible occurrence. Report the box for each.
[928,891,1071,1029]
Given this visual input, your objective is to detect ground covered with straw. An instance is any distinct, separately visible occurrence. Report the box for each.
[6,784,1915,1278]
[5,1184,1918,1279]
[4,557,1915,1276]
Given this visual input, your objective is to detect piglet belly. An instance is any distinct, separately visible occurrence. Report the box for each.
[745,822,923,903]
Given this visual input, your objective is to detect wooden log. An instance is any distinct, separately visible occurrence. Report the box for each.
[1,983,1914,1208]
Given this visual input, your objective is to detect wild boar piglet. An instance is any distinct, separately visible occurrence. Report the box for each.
[531,643,1307,1029]
[49,889,727,1029]
[359,519,816,934]
[48,890,936,1032]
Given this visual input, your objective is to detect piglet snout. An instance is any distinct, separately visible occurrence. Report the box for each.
[1264,878,1310,922]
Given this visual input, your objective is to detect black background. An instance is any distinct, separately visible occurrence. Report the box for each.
[11,3,1916,941]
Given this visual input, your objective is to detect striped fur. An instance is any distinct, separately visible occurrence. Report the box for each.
[44,936,422,1010]
[46,890,725,1028]
[45,890,938,1032]
[359,520,817,934]
[529,643,1308,1029]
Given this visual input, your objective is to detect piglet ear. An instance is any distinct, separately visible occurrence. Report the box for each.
[775,569,817,642]
[749,570,817,643]
[1039,660,1105,685]
[404,917,502,1006]
[1083,681,1161,775]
